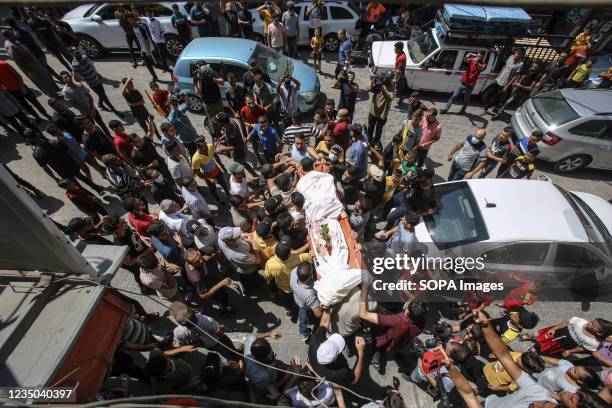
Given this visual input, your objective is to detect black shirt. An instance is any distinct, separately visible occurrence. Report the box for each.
[123,89,149,116]
[542,61,569,87]
[53,21,78,47]
[223,11,241,37]
[307,327,355,385]
[225,84,247,113]
[13,27,44,57]
[238,9,253,37]
[83,128,114,157]
[132,138,165,168]
[52,110,84,143]
[114,229,148,259]
[223,121,246,152]
[408,184,436,213]
[29,18,59,47]
[33,140,80,179]
[199,78,222,104]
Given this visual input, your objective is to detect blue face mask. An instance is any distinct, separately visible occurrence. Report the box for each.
[155,174,165,184]
[470,135,479,144]
[328,153,337,162]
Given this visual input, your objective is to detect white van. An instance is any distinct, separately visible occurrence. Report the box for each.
[369,29,500,98]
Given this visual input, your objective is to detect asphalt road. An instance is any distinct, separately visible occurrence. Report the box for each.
[1,47,610,407]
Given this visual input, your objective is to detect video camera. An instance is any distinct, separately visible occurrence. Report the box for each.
[190,61,216,83]
[432,320,454,344]
[370,71,393,93]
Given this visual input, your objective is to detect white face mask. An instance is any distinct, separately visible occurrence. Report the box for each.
[155,174,165,183]
[328,153,338,162]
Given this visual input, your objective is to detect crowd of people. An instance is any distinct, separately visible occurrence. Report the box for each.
[1,2,611,408]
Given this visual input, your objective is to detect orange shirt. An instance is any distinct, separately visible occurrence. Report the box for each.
[366,3,386,24]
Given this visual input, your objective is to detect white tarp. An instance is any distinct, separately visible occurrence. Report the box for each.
[297,171,363,306]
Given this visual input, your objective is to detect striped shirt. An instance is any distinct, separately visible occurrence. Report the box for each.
[72,56,100,87]
[282,124,321,146]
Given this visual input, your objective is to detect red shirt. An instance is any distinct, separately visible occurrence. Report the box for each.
[375,313,425,352]
[503,278,538,310]
[66,186,97,213]
[128,211,155,237]
[365,3,386,24]
[395,52,407,75]
[240,104,267,125]
[333,120,351,151]
[461,57,486,87]
[152,90,170,116]
[114,131,133,158]
[0,61,22,91]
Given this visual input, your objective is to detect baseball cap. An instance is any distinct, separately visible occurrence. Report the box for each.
[170,301,195,325]
[227,162,245,174]
[316,333,345,365]
[417,165,434,178]
[186,219,203,235]
[218,226,241,241]
[348,123,363,134]
[66,217,92,233]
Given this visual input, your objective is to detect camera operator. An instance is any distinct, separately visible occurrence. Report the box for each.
[193,63,225,120]
[385,165,436,230]
[359,283,428,375]
[367,71,394,144]
[333,69,359,118]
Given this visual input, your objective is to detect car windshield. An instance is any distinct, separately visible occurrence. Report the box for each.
[250,44,290,82]
[532,90,580,127]
[407,30,440,64]
[425,181,489,249]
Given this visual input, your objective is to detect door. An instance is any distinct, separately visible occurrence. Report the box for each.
[91,4,125,49]
[595,123,612,169]
[567,119,612,168]
[481,242,554,276]
[408,48,459,93]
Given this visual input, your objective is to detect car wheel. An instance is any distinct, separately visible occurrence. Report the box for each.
[78,35,104,59]
[324,34,339,52]
[165,35,183,59]
[553,155,591,172]
[252,33,265,44]
[187,95,205,114]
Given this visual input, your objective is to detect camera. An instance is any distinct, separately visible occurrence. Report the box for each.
[432,320,453,344]
[337,68,349,83]
[370,71,392,93]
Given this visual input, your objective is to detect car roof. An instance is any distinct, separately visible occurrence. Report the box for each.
[464,179,589,242]
[179,37,256,63]
[559,88,612,118]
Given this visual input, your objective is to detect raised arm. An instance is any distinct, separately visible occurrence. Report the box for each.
[475,310,523,381]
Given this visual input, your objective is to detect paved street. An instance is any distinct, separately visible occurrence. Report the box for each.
[1,49,611,407]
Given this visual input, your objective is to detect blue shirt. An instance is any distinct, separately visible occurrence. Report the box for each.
[291,144,309,162]
[63,132,88,161]
[167,104,198,144]
[151,236,184,265]
[190,5,211,35]
[338,39,352,65]
[255,125,280,152]
[346,140,368,177]
[171,12,189,26]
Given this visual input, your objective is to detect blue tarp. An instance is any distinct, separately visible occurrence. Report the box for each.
[442,4,532,35]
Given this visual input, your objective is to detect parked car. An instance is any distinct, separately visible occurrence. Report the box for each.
[250,1,359,52]
[584,53,612,89]
[172,37,320,113]
[369,29,499,96]
[62,2,194,58]
[414,179,612,289]
[511,88,612,172]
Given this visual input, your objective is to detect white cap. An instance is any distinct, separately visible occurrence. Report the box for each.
[218,226,241,241]
[316,333,345,365]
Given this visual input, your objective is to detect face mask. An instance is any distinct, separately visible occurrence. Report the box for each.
[469,135,479,144]
[328,153,337,162]
[155,174,165,184]
[336,115,341,121]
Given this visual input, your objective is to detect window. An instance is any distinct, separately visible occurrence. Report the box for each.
[97,5,118,20]
[431,50,458,70]
[424,181,489,249]
[143,3,173,17]
[217,63,247,81]
[303,4,328,21]
[407,30,440,64]
[531,90,580,127]
[569,120,611,138]
[483,243,551,266]
[330,6,353,20]
[554,244,604,268]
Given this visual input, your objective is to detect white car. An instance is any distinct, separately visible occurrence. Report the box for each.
[250,1,359,51]
[370,29,500,97]
[413,179,611,289]
[62,2,194,59]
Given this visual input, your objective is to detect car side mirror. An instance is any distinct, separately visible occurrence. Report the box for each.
[92,15,103,22]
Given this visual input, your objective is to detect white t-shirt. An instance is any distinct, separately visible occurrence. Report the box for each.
[181,186,211,216]
[568,317,600,352]
[168,155,194,181]
[485,372,556,408]
[159,210,193,246]
[535,359,578,394]
[172,313,220,348]
[284,383,335,407]
[229,175,249,199]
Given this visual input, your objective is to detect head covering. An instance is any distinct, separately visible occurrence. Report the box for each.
[218,226,241,241]
[316,334,345,365]
[348,123,363,134]
[186,219,203,235]
[227,162,245,174]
